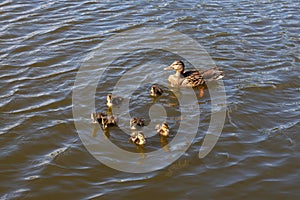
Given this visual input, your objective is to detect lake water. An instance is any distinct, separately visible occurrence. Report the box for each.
[1,0,300,199]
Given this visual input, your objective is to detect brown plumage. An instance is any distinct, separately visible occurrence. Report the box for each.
[155,122,170,137]
[130,131,146,146]
[130,117,145,130]
[91,112,117,129]
[164,60,224,87]
[150,84,163,97]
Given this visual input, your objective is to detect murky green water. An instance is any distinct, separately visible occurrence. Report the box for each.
[1,0,299,199]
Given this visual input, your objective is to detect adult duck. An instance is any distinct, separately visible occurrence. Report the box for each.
[164,60,224,87]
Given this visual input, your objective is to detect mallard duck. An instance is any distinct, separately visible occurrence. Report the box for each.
[155,122,170,137]
[91,112,117,129]
[150,84,163,97]
[130,117,145,130]
[106,94,123,108]
[164,60,224,87]
[130,131,146,145]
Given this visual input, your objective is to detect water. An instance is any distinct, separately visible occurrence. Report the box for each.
[1,0,300,199]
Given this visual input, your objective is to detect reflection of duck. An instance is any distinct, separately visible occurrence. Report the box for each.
[155,122,170,137]
[130,131,146,145]
[130,117,145,130]
[106,94,123,108]
[91,123,110,139]
[164,60,224,87]
[91,112,117,129]
[160,136,170,152]
[91,123,99,138]
[150,84,163,97]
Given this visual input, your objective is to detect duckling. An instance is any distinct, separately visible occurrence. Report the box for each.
[106,94,123,108]
[91,112,117,129]
[155,122,170,137]
[91,112,102,124]
[164,60,224,87]
[130,131,146,146]
[102,114,117,129]
[130,117,145,130]
[150,84,163,97]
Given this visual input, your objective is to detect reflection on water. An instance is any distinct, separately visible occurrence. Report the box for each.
[1,0,300,199]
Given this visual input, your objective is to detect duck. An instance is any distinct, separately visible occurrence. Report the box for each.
[164,60,224,88]
[106,94,123,108]
[150,84,163,97]
[130,131,146,146]
[130,117,145,130]
[155,122,170,137]
[91,112,117,129]
[101,114,117,129]
[91,112,101,124]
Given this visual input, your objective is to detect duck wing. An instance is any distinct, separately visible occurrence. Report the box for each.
[181,71,205,87]
[183,70,199,77]
[200,67,224,82]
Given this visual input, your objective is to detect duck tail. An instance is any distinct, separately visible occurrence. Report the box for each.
[201,67,224,82]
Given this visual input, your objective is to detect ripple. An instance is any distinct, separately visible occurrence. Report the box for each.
[1,0,300,199]
[0,188,30,200]
[0,117,26,135]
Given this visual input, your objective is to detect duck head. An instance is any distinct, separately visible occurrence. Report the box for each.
[150,84,163,97]
[164,60,185,74]
[106,94,113,107]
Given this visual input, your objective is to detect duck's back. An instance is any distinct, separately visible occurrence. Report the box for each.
[181,73,205,87]
[200,67,224,81]
[183,70,199,77]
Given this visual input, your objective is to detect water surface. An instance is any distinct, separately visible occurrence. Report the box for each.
[1,0,300,199]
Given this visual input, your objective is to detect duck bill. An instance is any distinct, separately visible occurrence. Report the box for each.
[164,65,173,70]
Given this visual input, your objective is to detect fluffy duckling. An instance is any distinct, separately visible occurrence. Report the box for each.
[91,112,102,124]
[130,117,145,130]
[91,112,117,129]
[155,122,170,137]
[130,131,146,146]
[150,84,163,97]
[106,94,123,108]
[101,114,117,129]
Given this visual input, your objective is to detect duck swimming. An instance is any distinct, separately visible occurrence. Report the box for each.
[91,112,117,129]
[130,131,146,146]
[164,60,224,87]
[155,122,170,137]
[130,117,145,130]
[91,112,101,124]
[150,84,163,97]
[106,94,123,108]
